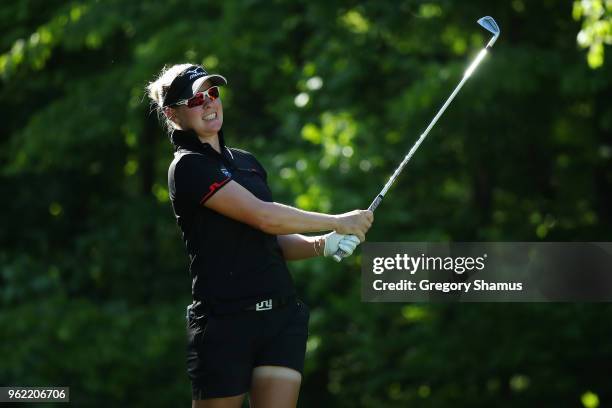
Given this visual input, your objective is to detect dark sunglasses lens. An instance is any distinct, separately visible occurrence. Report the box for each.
[207,87,219,100]
[187,93,204,108]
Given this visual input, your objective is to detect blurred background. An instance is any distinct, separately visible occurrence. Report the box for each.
[1,0,611,406]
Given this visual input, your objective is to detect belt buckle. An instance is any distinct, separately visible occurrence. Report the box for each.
[255,299,273,311]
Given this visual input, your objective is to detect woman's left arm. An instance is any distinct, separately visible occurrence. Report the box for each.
[277,234,323,261]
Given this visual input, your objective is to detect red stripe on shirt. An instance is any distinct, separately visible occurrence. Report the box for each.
[200,177,231,205]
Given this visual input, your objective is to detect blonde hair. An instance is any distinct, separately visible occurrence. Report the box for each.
[146,63,194,134]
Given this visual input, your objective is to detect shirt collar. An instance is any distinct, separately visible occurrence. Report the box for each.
[170,128,231,160]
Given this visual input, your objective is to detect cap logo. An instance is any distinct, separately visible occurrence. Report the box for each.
[185,67,207,81]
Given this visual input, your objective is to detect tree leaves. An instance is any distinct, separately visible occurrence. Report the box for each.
[1,1,611,406]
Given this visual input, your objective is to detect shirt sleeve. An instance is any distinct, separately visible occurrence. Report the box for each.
[173,154,232,206]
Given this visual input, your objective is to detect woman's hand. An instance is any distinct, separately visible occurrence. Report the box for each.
[323,233,361,258]
[334,210,373,242]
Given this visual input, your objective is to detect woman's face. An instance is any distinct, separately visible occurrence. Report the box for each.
[169,80,224,137]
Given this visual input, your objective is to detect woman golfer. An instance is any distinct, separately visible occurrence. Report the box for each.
[147,63,373,408]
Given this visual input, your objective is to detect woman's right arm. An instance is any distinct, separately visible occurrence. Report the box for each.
[205,180,373,242]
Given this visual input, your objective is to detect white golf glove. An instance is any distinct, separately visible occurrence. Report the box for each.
[323,232,361,258]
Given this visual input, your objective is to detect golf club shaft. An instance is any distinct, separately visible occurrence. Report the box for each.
[333,47,492,262]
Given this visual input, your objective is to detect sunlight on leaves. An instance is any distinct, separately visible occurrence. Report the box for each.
[340,9,370,34]
[581,391,600,408]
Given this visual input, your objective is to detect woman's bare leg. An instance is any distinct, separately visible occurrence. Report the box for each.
[193,393,246,408]
[248,366,302,408]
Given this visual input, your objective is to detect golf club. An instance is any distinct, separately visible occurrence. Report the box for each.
[333,16,501,262]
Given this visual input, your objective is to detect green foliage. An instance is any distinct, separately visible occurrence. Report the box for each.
[574,0,612,68]
[1,0,611,406]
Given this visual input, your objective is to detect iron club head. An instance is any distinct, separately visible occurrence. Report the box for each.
[477,16,500,48]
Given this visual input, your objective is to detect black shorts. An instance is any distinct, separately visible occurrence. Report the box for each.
[186,298,310,400]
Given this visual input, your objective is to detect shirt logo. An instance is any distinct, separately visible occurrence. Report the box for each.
[220,166,232,177]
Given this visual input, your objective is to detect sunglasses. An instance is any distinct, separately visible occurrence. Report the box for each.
[175,86,220,108]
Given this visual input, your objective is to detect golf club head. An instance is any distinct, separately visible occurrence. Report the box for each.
[477,16,500,48]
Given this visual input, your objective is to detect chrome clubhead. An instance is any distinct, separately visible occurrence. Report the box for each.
[477,16,500,48]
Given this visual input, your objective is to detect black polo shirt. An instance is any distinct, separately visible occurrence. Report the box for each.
[167,128,296,304]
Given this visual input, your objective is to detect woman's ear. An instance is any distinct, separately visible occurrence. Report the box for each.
[163,107,175,121]
[164,107,182,127]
